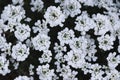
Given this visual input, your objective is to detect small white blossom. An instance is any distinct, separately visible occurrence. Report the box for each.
[107,52,120,69]
[97,34,115,51]
[44,6,65,27]
[57,28,75,45]
[39,50,52,63]
[105,69,120,80]
[54,52,65,66]
[14,24,31,41]
[30,0,44,12]
[64,50,86,69]
[54,43,67,53]
[32,34,50,51]
[1,5,25,23]
[92,13,111,35]
[69,36,87,52]
[61,0,81,17]
[11,42,30,61]
[32,20,49,35]
[75,12,95,35]
[36,64,55,80]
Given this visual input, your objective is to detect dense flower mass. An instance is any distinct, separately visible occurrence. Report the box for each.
[0,0,120,80]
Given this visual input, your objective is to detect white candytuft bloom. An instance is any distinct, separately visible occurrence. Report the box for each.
[14,24,31,41]
[32,20,49,35]
[36,64,55,80]
[97,34,115,51]
[61,0,81,17]
[92,13,111,35]
[105,69,120,80]
[32,34,50,51]
[75,12,95,35]
[57,28,75,45]
[107,52,120,69]
[64,50,86,68]
[44,6,65,27]
[11,42,30,61]
[39,50,52,63]
[1,5,25,23]
[69,36,88,52]
[30,0,44,12]
[54,43,67,53]
[0,56,10,75]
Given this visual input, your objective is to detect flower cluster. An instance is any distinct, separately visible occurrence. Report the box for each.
[0,0,120,80]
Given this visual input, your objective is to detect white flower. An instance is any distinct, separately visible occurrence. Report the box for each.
[0,56,10,75]
[97,34,115,51]
[36,64,55,80]
[81,62,92,74]
[61,0,81,17]
[57,28,75,45]
[85,35,97,62]
[92,13,111,35]
[75,12,95,35]
[11,42,30,61]
[57,64,72,78]
[1,5,25,23]
[30,0,44,12]
[54,43,67,53]
[39,50,52,63]
[90,64,102,74]
[64,50,86,69]
[69,36,87,52]
[14,24,31,41]
[105,69,120,80]
[44,6,65,27]
[107,52,120,69]
[14,76,33,80]
[32,34,50,51]
[32,20,49,35]
[54,52,65,66]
